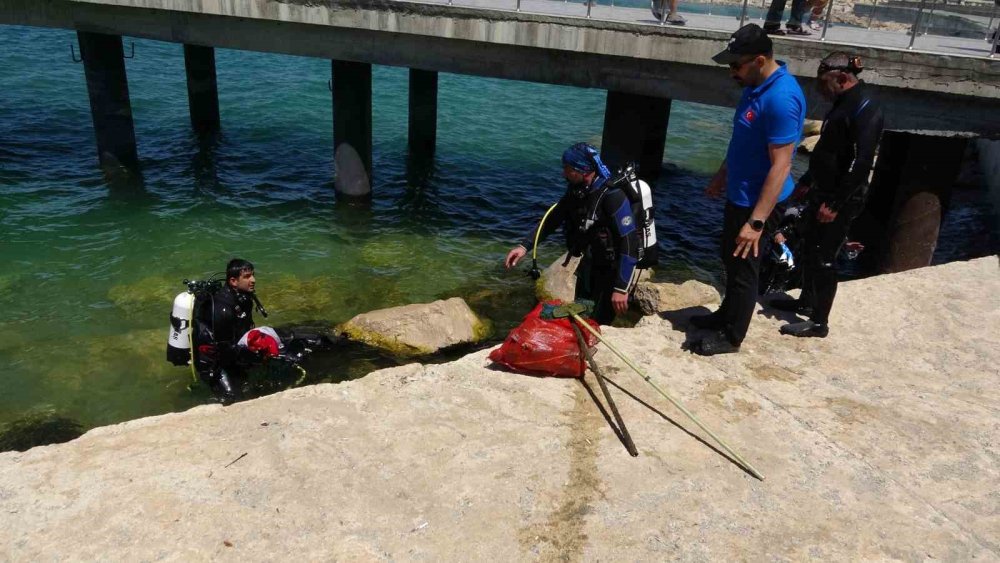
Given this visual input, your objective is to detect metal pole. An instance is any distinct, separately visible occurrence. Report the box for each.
[569,313,765,480]
[908,0,928,49]
[516,0,520,11]
[991,20,1000,58]
[707,0,712,16]
[739,0,750,26]
[985,1,997,40]
[821,0,834,40]
[587,0,593,18]
[921,0,937,35]
[758,0,766,21]
[571,324,638,457]
[867,0,878,29]
[659,0,667,25]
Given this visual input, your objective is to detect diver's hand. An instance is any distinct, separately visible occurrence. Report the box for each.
[774,232,787,244]
[817,203,838,223]
[505,246,527,269]
[733,223,762,259]
[611,291,629,315]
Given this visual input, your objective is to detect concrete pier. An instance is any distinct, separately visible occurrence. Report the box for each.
[600,91,671,181]
[331,60,372,200]
[183,44,220,135]
[77,31,138,170]
[408,69,438,163]
[871,132,969,273]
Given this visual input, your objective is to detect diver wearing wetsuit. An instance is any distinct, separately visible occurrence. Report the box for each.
[195,258,259,403]
[775,52,884,338]
[505,143,643,325]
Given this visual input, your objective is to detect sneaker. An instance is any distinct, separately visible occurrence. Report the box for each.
[808,20,822,30]
[779,320,829,338]
[785,25,811,36]
[692,331,741,356]
[666,12,687,25]
[689,312,725,330]
[769,298,813,317]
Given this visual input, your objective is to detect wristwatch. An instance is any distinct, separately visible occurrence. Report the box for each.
[747,218,765,232]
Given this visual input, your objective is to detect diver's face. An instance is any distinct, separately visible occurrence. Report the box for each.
[230,269,255,293]
[563,165,587,186]
[730,55,763,87]
[816,70,841,102]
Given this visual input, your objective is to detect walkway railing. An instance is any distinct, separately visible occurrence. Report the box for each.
[410,0,1000,59]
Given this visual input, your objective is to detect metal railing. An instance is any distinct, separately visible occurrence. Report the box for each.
[425,0,1000,58]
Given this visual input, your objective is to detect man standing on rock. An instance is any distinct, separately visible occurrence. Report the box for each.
[504,143,643,325]
[691,24,806,355]
[772,52,884,338]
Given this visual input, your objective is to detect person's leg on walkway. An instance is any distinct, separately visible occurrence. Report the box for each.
[809,213,850,326]
[764,0,789,30]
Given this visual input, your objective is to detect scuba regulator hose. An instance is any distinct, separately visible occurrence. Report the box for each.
[529,202,560,280]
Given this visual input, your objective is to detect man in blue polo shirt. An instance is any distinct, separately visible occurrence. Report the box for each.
[689,24,806,355]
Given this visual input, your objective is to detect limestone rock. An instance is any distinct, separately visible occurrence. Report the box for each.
[633,279,721,315]
[798,134,821,154]
[339,297,490,355]
[802,119,823,137]
[535,252,580,302]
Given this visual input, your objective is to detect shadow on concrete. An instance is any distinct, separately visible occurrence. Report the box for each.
[756,295,807,324]
[601,375,758,480]
[578,377,634,456]
[659,305,716,349]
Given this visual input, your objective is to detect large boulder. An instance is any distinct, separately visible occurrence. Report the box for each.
[535,252,580,303]
[339,297,491,356]
[633,280,721,316]
[802,119,823,137]
[798,134,821,154]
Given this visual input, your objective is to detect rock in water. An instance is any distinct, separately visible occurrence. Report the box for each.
[633,280,721,315]
[798,134,821,154]
[535,252,580,303]
[339,297,491,356]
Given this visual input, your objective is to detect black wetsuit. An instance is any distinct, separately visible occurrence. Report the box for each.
[195,285,256,402]
[522,176,643,324]
[797,81,884,326]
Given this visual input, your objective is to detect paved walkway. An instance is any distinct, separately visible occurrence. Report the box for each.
[420,0,1000,58]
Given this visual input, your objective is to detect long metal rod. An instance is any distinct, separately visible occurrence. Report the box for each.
[820,0,835,40]
[706,0,712,16]
[516,0,521,12]
[908,0,928,49]
[758,0,766,22]
[739,0,750,26]
[867,0,878,29]
[572,324,638,457]
[587,0,593,18]
[921,0,937,35]
[569,314,764,480]
[985,1,997,40]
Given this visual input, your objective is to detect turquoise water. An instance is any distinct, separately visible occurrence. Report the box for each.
[0,25,994,439]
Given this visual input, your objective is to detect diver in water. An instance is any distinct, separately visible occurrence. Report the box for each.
[504,143,644,325]
[195,258,263,404]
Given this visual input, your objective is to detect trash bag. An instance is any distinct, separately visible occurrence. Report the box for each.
[488,301,601,378]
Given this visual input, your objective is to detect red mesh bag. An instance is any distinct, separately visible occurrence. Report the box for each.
[488,301,601,378]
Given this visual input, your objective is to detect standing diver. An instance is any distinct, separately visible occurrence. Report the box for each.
[504,143,644,325]
[771,52,884,338]
[195,258,266,404]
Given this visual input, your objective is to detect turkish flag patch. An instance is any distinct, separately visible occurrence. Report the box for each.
[744,109,756,122]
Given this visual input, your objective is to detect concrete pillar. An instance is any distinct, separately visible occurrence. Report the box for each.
[77,31,138,170]
[331,60,372,201]
[601,91,671,182]
[408,69,438,162]
[183,44,220,134]
[871,131,968,273]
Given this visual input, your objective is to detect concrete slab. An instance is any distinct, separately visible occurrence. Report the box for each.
[1,256,998,559]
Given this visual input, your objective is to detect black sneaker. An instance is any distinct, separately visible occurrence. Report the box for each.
[689,312,725,330]
[779,320,829,338]
[769,298,813,317]
[785,25,811,36]
[763,24,785,35]
[692,331,741,356]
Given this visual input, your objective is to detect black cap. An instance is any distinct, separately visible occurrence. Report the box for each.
[712,24,773,65]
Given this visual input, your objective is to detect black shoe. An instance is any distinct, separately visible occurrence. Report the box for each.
[785,25,811,36]
[692,331,741,356]
[769,298,813,317]
[763,24,785,35]
[780,320,829,338]
[689,312,725,330]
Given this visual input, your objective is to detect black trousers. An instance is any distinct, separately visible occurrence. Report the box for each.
[800,207,852,325]
[576,255,618,325]
[718,202,780,345]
